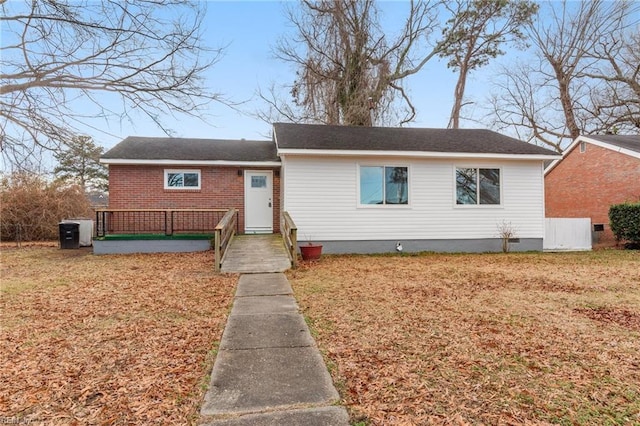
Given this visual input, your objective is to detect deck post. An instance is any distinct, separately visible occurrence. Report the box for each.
[290,226,298,268]
[214,228,221,272]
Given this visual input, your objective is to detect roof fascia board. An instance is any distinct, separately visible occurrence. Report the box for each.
[100,159,281,167]
[276,148,559,161]
[579,136,640,159]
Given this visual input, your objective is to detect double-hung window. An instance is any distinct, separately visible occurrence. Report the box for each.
[164,169,201,190]
[359,166,409,205]
[456,167,500,205]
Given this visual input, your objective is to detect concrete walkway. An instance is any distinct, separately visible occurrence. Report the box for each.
[200,273,349,425]
[221,235,292,274]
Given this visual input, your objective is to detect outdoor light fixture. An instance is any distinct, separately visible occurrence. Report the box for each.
[237,169,243,176]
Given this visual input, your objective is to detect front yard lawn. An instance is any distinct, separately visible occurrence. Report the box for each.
[0,244,236,425]
[4,245,638,425]
[289,251,640,425]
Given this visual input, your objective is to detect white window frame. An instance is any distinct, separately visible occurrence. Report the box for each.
[453,166,503,207]
[357,164,411,208]
[164,169,201,190]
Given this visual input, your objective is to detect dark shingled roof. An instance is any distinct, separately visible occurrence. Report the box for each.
[274,123,558,156]
[586,134,640,154]
[102,136,279,162]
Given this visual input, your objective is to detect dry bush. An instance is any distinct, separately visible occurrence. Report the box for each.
[1,172,92,241]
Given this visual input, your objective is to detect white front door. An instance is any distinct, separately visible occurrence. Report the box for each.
[245,171,273,233]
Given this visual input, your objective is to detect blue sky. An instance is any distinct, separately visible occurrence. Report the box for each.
[91,0,499,150]
[37,1,532,149]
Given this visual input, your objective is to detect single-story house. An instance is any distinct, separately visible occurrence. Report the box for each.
[545,134,640,245]
[100,123,560,253]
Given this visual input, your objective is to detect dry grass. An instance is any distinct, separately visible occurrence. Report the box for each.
[289,250,640,425]
[0,244,237,425]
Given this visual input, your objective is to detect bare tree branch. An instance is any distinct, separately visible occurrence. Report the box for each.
[260,0,445,127]
[1,0,226,168]
[488,0,639,151]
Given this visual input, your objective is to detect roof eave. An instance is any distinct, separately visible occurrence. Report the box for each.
[100,159,281,167]
[545,135,640,176]
[578,135,640,159]
[277,148,560,161]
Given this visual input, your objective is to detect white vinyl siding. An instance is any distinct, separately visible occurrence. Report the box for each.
[282,155,545,241]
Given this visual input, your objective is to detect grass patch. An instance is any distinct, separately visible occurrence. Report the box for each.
[0,245,237,425]
[288,251,640,425]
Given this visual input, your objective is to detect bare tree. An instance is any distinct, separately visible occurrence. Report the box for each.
[440,0,537,129]
[0,0,224,168]
[489,0,639,151]
[582,30,640,132]
[262,0,449,127]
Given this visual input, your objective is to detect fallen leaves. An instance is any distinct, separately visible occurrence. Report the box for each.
[575,307,640,331]
[291,251,640,425]
[0,245,237,425]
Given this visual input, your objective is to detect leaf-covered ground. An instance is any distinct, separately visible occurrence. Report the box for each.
[289,251,640,425]
[1,244,236,425]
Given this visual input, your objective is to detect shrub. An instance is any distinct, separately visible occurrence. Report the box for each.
[609,202,640,246]
[1,172,92,241]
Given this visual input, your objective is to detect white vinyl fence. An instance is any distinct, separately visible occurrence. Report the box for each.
[544,218,592,251]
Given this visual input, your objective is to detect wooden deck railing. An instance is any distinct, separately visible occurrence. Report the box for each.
[214,208,238,272]
[95,209,229,237]
[281,211,298,268]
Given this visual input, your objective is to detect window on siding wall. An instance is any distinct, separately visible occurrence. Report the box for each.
[360,166,408,205]
[456,167,500,205]
[164,169,201,189]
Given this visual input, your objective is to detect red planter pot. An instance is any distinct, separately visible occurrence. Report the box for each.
[300,244,323,260]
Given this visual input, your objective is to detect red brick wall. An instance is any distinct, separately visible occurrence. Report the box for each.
[108,165,281,233]
[545,142,640,244]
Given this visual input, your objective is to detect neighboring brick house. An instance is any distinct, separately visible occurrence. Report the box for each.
[545,134,640,245]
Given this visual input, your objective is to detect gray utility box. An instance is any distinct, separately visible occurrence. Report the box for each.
[62,219,94,247]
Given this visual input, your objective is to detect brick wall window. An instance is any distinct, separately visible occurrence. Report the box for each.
[164,169,201,190]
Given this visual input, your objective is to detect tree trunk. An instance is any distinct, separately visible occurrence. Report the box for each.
[448,62,469,129]
[555,66,581,139]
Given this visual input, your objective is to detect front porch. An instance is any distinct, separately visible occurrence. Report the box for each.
[92,208,234,259]
[92,208,298,273]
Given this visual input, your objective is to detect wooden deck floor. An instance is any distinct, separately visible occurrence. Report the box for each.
[220,234,293,274]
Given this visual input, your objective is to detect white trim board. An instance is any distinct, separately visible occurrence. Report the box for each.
[101,158,281,167]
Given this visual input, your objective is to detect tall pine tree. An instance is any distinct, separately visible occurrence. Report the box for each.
[54,135,108,192]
